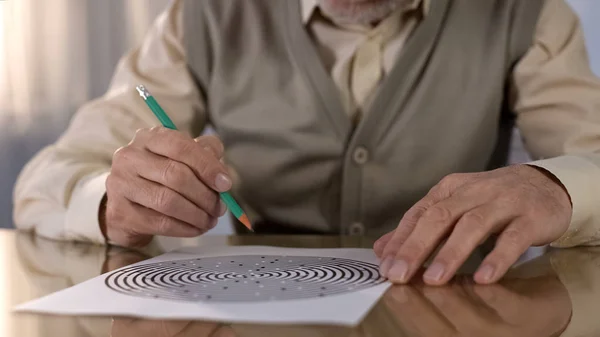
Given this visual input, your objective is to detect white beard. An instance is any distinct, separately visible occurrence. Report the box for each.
[317,0,410,25]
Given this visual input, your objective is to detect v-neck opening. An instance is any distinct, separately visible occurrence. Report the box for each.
[283,1,352,143]
[283,0,451,147]
[352,0,451,148]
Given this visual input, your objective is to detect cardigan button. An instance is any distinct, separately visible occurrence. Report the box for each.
[349,222,365,236]
[352,147,369,165]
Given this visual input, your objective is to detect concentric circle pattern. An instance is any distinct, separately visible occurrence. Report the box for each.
[105,255,385,302]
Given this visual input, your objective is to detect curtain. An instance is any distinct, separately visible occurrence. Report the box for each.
[0,0,170,129]
[0,0,170,229]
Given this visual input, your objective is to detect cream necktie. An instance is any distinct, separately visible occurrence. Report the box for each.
[350,15,403,109]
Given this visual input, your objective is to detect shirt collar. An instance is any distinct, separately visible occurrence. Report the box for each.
[300,0,430,24]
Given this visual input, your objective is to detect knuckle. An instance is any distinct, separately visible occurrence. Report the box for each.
[438,246,463,264]
[134,128,149,137]
[112,146,139,165]
[154,188,175,213]
[161,160,185,187]
[172,140,196,159]
[155,215,173,235]
[403,204,427,223]
[400,239,427,260]
[500,228,529,249]
[459,211,487,231]
[112,146,128,162]
[440,173,462,187]
[133,128,149,141]
[423,205,453,224]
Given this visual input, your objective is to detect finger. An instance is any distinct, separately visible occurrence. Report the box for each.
[122,198,211,237]
[474,218,533,284]
[379,173,474,275]
[379,188,448,275]
[384,286,455,336]
[137,127,232,192]
[110,174,216,232]
[374,231,394,258]
[386,194,483,284]
[195,135,225,159]
[423,204,515,285]
[128,148,224,217]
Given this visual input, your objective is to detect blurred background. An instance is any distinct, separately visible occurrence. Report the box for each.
[0,0,599,235]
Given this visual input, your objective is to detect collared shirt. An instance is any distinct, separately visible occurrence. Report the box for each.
[13,0,600,247]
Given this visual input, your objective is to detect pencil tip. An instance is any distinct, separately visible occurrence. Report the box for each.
[239,214,253,231]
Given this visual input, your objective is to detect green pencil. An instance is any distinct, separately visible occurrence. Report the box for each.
[135,85,252,231]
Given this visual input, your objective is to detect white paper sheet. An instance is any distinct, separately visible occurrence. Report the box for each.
[15,246,391,326]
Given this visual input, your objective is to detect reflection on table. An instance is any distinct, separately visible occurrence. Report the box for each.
[5,230,600,337]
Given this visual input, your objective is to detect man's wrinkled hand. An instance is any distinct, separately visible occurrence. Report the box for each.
[374,165,572,285]
[103,127,230,248]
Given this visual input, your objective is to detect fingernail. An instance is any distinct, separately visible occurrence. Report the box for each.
[476,264,495,283]
[379,257,393,277]
[215,173,232,191]
[388,260,409,283]
[424,262,446,283]
[219,200,227,216]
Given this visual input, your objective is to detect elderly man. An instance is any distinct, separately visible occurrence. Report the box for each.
[13,0,600,286]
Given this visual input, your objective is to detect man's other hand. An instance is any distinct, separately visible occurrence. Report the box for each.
[374,165,572,285]
[103,127,230,247]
